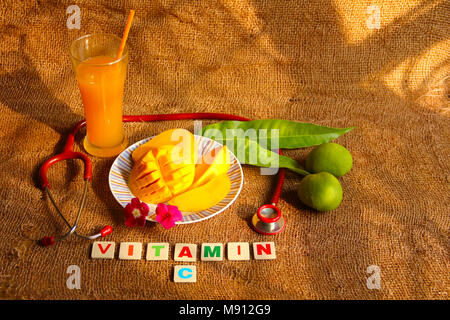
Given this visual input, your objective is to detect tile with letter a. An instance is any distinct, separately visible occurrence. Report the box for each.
[91,241,115,259]
[119,242,143,260]
[174,265,197,283]
[174,243,197,262]
[227,242,250,261]
[146,243,170,261]
[253,242,276,260]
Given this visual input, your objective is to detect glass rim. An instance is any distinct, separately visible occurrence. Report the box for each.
[70,33,129,66]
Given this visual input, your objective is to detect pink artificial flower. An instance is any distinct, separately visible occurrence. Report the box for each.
[155,203,182,230]
[124,198,149,227]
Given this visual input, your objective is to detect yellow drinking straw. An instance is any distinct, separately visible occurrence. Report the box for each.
[117,10,135,59]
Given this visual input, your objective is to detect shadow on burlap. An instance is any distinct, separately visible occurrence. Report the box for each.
[0,0,448,299]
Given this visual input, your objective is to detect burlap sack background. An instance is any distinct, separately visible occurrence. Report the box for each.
[0,0,448,299]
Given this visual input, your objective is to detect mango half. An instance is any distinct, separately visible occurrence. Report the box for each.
[128,145,196,204]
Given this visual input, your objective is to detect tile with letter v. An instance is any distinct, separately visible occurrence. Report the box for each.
[91,241,115,259]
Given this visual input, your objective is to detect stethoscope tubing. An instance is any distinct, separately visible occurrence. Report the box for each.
[40,112,286,245]
[54,112,286,204]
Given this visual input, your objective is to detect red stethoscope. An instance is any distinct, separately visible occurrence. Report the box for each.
[39,113,286,246]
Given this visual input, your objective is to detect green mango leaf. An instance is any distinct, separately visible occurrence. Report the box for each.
[201,119,353,149]
[201,130,310,176]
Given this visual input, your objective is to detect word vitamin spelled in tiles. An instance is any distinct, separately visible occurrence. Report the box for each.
[91,242,276,283]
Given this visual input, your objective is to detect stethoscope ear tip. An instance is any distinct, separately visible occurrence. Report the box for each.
[251,204,286,235]
[41,236,56,247]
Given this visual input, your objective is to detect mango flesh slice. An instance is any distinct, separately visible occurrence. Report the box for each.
[132,128,198,165]
[191,146,231,189]
[128,145,195,204]
[168,173,231,212]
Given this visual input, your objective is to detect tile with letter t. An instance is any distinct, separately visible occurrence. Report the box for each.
[253,242,276,260]
[174,265,197,283]
[174,243,197,262]
[146,243,169,261]
[91,241,115,259]
[201,243,223,261]
[119,242,143,260]
[227,242,250,261]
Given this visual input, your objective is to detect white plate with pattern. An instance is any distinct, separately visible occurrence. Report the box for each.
[109,135,243,224]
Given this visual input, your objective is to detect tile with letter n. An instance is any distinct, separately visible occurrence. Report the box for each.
[227,242,250,261]
[146,243,169,261]
[119,242,143,260]
[174,265,197,283]
[253,242,276,260]
[201,243,223,261]
[91,241,115,259]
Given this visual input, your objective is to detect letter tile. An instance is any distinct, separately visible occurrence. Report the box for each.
[227,242,250,261]
[201,243,223,261]
[119,242,143,260]
[174,265,197,283]
[146,243,170,261]
[174,243,197,262]
[253,242,276,260]
[91,241,115,259]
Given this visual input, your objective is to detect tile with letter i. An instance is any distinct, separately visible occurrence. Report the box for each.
[201,243,223,261]
[146,243,169,261]
[174,265,197,283]
[227,242,250,261]
[174,243,197,262]
[119,242,142,260]
[253,242,276,260]
[91,241,115,259]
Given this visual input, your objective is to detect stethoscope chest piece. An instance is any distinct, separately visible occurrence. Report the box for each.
[252,204,285,235]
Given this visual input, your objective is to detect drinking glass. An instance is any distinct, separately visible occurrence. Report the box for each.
[70,34,129,157]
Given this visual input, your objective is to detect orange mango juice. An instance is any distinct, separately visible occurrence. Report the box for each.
[76,55,128,157]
